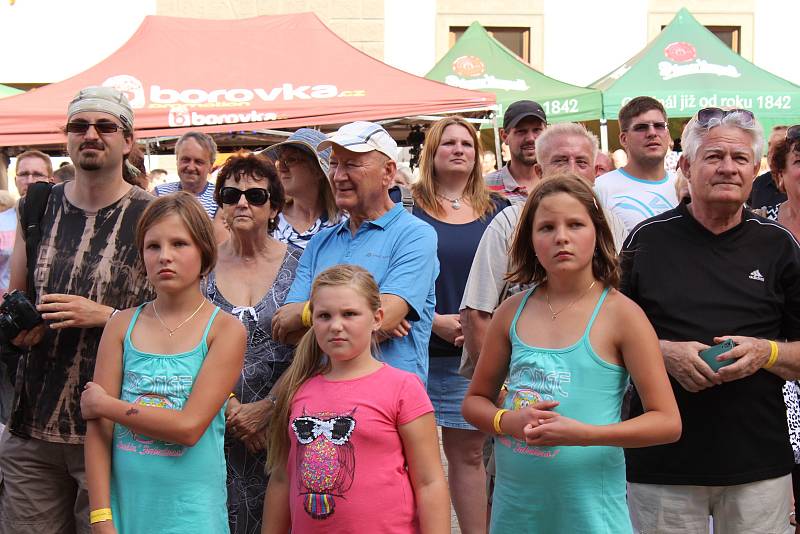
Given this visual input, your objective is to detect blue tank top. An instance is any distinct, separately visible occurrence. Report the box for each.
[491,287,632,534]
[110,304,230,534]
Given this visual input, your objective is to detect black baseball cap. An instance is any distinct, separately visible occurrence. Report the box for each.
[503,100,547,130]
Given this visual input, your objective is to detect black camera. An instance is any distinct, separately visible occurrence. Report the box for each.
[0,290,43,345]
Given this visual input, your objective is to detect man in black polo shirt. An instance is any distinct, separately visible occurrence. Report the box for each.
[622,108,800,533]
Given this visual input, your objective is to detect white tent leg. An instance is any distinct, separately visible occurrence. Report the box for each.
[600,118,609,153]
[492,108,502,167]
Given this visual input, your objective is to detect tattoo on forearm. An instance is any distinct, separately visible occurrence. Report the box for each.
[125,407,139,416]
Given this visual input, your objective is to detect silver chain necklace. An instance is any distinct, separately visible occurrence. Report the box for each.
[435,193,463,210]
[152,299,206,337]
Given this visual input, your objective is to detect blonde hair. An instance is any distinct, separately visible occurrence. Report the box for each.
[266,264,382,473]
[412,116,497,219]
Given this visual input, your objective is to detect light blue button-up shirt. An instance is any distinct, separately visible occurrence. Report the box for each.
[286,203,438,382]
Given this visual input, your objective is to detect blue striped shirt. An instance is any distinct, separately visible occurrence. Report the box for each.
[154,181,218,219]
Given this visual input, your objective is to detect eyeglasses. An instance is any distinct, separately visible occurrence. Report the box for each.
[696,108,755,129]
[65,121,123,134]
[624,121,668,133]
[220,187,270,206]
[16,171,49,179]
[786,125,800,142]
[277,154,307,168]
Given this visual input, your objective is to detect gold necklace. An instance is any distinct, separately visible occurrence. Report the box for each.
[545,281,596,321]
[152,299,206,337]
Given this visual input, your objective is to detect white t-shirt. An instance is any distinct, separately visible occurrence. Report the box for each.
[594,168,678,233]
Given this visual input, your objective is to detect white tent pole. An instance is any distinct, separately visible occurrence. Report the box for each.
[600,118,609,153]
[492,105,502,168]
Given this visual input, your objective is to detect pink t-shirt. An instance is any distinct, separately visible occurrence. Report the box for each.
[286,363,433,534]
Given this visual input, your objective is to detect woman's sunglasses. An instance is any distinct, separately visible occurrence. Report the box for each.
[786,125,800,142]
[696,107,756,128]
[220,187,270,206]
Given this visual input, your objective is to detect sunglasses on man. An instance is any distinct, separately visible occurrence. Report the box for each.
[65,121,124,134]
[695,108,756,129]
[219,187,270,206]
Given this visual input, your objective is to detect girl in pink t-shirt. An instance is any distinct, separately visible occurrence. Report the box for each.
[263,265,450,534]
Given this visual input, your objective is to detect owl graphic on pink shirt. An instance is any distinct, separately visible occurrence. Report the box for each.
[291,409,357,519]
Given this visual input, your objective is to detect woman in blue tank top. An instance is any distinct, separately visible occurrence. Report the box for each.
[81,192,246,534]
[463,175,681,533]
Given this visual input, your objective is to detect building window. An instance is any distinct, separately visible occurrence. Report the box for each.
[661,24,741,54]
[706,25,740,53]
[450,26,530,62]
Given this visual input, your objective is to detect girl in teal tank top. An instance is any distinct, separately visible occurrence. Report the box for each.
[81,193,247,534]
[462,175,681,533]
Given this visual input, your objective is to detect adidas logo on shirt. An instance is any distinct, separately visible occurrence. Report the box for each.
[749,269,765,282]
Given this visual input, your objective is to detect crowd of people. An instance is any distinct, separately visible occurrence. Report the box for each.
[0,82,797,534]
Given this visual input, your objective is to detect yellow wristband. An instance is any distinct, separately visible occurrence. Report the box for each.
[493,409,509,435]
[764,340,779,369]
[301,300,312,328]
[90,508,113,524]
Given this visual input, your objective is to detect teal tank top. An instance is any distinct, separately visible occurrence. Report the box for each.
[110,304,229,534]
[491,287,632,534]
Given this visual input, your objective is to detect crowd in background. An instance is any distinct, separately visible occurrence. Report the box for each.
[0,84,798,534]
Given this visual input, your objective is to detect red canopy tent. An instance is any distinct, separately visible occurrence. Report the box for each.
[0,13,494,147]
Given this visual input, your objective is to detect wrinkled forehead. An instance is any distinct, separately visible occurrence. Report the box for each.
[176,137,213,160]
[16,155,50,172]
[541,135,594,163]
[697,125,755,157]
[330,145,383,163]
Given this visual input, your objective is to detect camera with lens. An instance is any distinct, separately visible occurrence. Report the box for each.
[0,290,43,345]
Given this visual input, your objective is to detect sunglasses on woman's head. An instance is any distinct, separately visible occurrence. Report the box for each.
[220,187,270,206]
[786,125,800,142]
[695,107,756,129]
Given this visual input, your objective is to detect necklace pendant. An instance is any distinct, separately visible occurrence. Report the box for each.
[452,199,461,210]
[551,314,557,321]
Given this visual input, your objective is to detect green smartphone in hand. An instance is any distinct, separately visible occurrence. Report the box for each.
[699,339,737,372]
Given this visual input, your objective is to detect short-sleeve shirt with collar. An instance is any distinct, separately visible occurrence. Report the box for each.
[484,165,529,205]
[621,201,800,486]
[286,203,439,382]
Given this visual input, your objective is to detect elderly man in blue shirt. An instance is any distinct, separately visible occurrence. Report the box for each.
[272,121,438,382]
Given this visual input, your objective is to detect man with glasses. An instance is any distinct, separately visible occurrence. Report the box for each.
[14,150,53,196]
[622,107,800,533]
[0,86,153,534]
[272,121,438,382]
[595,96,678,233]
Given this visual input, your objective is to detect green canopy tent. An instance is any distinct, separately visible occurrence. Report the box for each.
[427,21,603,159]
[592,7,800,148]
[428,22,602,122]
[0,84,22,98]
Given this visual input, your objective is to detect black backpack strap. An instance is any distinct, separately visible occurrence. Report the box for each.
[398,185,414,213]
[21,182,53,303]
